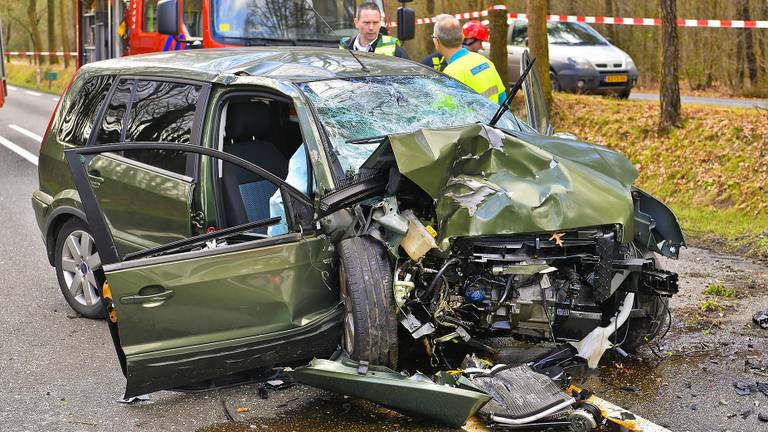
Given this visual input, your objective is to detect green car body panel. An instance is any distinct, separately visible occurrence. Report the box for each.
[104,233,339,397]
[293,358,492,428]
[39,47,685,405]
[386,124,638,250]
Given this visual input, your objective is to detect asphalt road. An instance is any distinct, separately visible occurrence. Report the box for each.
[1,85,766,432]
[630,92,768,109]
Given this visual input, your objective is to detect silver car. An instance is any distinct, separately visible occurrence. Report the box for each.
[485,20,638,98]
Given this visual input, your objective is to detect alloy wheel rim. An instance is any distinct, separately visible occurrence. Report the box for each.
[60,230,102,307]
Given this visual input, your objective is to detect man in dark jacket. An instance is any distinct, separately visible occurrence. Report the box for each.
[339,2,409,59]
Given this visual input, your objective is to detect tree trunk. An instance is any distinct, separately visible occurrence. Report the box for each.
[526,0,552,109]
[47,0,58,64]
[27,0,44,65]
[58,0,70,68]
[602,0,615,43]
[740,0,757,86]
[659,0,681,133]
[489,6,508,87]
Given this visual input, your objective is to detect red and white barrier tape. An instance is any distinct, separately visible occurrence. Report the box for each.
[393,6,768,28]
[3,51,77,56]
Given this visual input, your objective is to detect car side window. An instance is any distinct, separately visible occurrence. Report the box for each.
[121,80,201,175]
[96,78,132,144]
[509,20,528,46]
[57,75,114,146]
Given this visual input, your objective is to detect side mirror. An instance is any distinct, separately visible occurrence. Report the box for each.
[396,1,415,41]
[157,0,179,36]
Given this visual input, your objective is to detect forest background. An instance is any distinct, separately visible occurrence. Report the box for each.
[2,0,768,96]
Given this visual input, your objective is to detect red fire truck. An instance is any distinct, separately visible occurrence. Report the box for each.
[0,15,7,107]
[77,0,415,66]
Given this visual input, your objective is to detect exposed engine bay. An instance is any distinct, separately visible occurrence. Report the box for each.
[330,192,679,370]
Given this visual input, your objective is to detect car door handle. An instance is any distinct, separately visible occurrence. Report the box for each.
[120,289,175,305]
[88,170,104,189]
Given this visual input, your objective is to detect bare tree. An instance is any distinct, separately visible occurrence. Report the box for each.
[47,0,58,64]
[26,0,44,65]
[526,0,552,109]
[58,0,69,67]
[659,0,680,133]
[738,0,757,86]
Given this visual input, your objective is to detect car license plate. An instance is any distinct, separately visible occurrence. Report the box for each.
[605,74,628,83]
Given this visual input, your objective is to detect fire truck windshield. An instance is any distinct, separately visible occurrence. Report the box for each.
[212,0,382,45]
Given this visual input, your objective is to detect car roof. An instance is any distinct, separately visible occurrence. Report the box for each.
[81,47,431,84]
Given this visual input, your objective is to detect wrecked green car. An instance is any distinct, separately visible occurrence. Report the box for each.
[57,47,683,428]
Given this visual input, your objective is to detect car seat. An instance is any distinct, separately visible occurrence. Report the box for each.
[221,101,288,232]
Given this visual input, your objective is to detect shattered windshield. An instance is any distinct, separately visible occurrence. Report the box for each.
[300,75,523,177]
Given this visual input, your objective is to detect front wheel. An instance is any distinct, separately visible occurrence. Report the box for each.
[617,89,631,99]
[54,219,105,319]
[338,236,398,368]
[550,71,561,92]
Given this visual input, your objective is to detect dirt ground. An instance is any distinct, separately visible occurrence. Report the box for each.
[195,246,767,432]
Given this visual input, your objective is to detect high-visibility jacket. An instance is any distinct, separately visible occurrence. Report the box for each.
[339,34,401,57]
[444,48,506,104]
[420,52,446,71]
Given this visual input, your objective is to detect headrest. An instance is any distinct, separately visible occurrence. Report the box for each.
[225,102,272,142]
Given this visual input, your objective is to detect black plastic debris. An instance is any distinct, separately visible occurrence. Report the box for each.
[258,369,295,399]
[733,380,768,397]
[753,309,768,329]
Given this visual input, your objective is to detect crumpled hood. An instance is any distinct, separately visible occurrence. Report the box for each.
[386,124,638,250]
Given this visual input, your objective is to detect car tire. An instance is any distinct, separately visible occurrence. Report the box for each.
[617,89,631,99]
[54,219,106,319]
[619,252,669,353]
[550,71,560,92]
[337,236,398,368]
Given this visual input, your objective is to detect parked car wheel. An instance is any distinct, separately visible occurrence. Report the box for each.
[550,70,561,92]
[617,89,631,99]
[338,236,398,368]
[54,219,105,319]
[619,252,669,353]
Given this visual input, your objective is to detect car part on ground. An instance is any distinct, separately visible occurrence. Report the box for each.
[54,218,105,318]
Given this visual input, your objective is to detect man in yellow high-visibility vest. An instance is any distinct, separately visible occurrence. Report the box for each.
[339,2,409,59]
[432,14,505,104]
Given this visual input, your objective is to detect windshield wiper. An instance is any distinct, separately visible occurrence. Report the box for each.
[242,37,298,46]
[489,57,536,127]
[346,135,388,145]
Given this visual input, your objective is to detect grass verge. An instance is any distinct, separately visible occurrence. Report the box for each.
[5,61,76,95]
[553,93,768,259]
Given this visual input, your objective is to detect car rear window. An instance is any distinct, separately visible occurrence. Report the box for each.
[57,74,114,146]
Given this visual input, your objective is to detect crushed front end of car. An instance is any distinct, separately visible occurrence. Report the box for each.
[297,122,683,428]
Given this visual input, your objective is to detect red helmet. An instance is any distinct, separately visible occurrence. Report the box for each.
[463,20,489,42]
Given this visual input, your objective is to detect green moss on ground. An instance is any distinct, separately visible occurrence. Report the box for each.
[553,93,768,259]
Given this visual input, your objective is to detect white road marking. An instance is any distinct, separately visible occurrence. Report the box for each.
[8,124,43,143]
[52,96,60,102]
[24,90,42,97]
[0,135,39,166]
